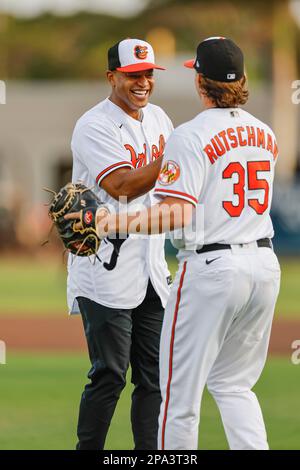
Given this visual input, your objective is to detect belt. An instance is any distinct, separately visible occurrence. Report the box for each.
[196,238,272,254]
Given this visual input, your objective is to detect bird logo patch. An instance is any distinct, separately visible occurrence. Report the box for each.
[134,45,148,60]
[158,160,180,185]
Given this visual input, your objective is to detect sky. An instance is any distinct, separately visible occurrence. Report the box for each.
[0,0,150,18]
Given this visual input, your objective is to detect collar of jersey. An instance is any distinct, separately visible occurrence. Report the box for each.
[202,106,241,112]
[106,97,146,127]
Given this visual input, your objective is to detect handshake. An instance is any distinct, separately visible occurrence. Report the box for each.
[47,182,111,257]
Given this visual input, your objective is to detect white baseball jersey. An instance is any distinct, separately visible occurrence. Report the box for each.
[154,107,281,450]
[154,107,278,250]
[68,98,173,313]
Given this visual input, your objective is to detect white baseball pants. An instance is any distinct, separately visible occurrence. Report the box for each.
[158,244,281,450]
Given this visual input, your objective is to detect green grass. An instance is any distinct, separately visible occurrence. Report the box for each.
[0,256,299,317]
[274,260,300,318]
[0,258,67,315]
[0,353,299,450]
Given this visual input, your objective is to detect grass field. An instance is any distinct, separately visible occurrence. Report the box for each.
[0,255,299,450]
[0,256,299,317]
[0,353,299,450]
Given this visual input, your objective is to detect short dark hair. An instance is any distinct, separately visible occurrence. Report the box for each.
[199,74,249,107]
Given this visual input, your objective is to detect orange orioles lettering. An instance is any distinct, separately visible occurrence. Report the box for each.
[125,134,165,168]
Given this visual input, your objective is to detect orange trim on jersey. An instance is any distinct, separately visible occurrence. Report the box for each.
[161,261,187,450]
[96,161,133,185]
[154,188,198,205]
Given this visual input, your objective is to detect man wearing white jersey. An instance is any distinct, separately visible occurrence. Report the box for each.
[69,38,173,450]
[92,37,281,450]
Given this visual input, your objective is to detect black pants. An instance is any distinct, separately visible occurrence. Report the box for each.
[76,282,164,450]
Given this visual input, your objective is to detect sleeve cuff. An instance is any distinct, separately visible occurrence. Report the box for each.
[96,161,134,186]
[154,188,198,206]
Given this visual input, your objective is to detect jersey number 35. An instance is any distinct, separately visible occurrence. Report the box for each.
[222,161,271,217]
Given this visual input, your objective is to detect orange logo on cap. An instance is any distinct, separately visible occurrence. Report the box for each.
[134,45,148,60]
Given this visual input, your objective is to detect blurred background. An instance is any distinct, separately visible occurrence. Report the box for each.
[0,0,299,450]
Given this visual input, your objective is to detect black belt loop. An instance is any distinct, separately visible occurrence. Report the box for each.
[196,238,272,254]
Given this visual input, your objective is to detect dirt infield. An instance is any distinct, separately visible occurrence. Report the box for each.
[0,315,299,355]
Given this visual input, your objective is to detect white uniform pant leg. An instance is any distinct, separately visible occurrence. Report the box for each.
[210,390,268,450]
[207,248,281,450]
[158,256,247,450]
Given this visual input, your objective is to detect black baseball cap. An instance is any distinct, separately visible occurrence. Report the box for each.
[184,37,244,82]
[108,38,165,72]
